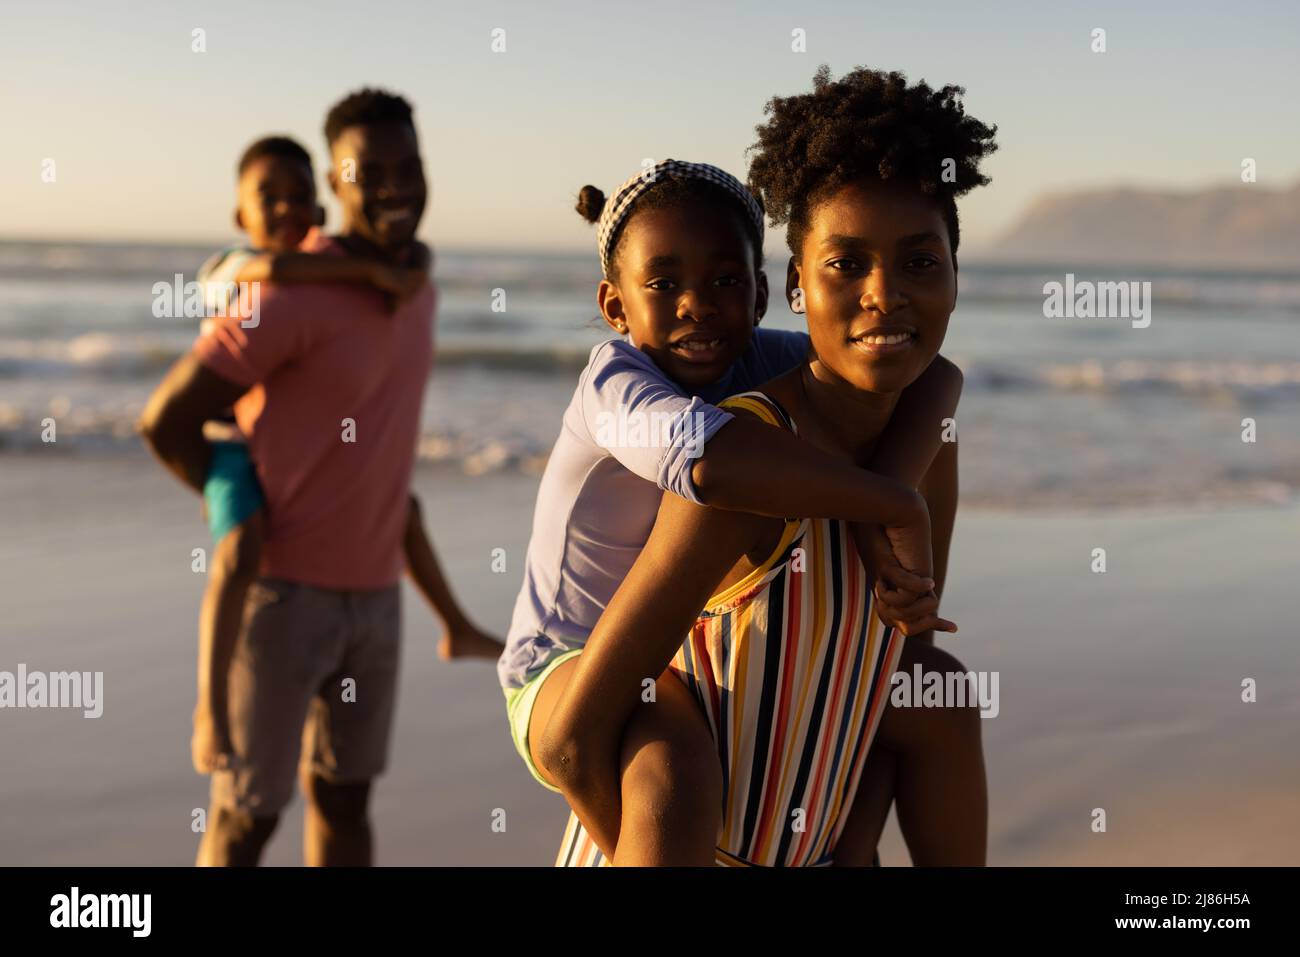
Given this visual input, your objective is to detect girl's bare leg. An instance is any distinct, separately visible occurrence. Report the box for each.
[610,671,721,865]
[528,659,722,865]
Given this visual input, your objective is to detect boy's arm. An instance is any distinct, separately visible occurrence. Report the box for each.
[230,251,384,287]
[229,248,430,309]
[403,240,433,273]
[537,492,764,860]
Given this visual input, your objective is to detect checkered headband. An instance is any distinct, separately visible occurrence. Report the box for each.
[594,159,765,278]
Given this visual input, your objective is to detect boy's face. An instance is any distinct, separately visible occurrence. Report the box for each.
[235,155,319,252]
[789,179,956,395]
[328,121,427,252]
[598,204,768,390]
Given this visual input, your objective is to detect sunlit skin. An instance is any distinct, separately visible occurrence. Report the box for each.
[764,178,983,864]
[327,121,427,260]
[234,156,322,253]
[535,177,985,866]
[597,205,769,391]
[783,178,958,464]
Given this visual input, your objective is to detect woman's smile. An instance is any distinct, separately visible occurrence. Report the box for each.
[849,325,919,357]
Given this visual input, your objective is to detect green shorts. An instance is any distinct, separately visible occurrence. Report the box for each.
[503,648,583,794]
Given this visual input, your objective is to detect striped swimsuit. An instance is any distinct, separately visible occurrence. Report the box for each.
[556,392,904,867]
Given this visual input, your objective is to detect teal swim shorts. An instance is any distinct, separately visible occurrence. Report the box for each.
[203,441,265,543]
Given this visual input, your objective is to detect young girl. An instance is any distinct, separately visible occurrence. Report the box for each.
[190,135,499,778]
[500,156,976,865]
[537,67,998,866]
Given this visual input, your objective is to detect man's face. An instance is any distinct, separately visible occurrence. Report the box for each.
[329,121,427,251]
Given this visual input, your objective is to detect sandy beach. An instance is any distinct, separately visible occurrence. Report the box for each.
[2,452,1297,866]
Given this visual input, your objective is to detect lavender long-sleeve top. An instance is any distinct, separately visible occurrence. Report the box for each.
[498,328,809,690]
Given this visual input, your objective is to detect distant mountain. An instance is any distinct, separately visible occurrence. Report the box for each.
[983,178,1300,270]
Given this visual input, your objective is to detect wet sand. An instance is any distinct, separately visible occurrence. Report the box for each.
[1,454,1297,865]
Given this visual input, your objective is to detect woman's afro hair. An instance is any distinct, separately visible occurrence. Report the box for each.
[746,65,998,258]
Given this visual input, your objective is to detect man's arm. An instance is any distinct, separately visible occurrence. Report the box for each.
[537,492,765,859]
[403,495,471,631]
[403,494,503,658]
[137,353,249,493]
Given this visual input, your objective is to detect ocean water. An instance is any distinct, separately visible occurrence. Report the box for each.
[2,239,1298,509]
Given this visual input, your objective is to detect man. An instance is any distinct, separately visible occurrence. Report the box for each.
[141,89,449,866]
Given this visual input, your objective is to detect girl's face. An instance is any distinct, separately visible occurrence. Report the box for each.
[598,204,768,389]
[788,179,956,396]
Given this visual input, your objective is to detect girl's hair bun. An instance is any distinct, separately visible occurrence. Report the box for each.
[575,185,606,223]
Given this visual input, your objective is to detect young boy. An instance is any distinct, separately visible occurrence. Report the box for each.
[191,135,501,777]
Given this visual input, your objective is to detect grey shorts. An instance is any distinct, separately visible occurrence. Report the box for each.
[209,577,401,817]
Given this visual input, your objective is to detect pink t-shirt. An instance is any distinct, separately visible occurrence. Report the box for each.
[193,235,435,589]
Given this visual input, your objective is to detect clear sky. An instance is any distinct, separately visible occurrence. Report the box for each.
[3,0,1298,252]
